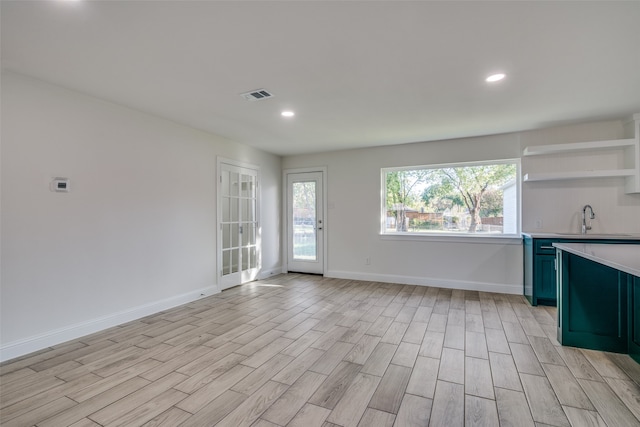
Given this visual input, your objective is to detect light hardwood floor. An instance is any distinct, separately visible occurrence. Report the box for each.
[2,274,640,426]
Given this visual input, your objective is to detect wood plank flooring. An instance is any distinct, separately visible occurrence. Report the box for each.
[2,274,640,426]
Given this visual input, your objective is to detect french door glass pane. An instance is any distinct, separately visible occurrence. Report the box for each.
[229,172,239,197]
[222,197,231,222]
[231,197,238,222]
[230,224,239,248]
[241,174,255,198]
[231,248,239,273]
[241,199,254,222]
[292,181,317,261]
[222,224,230,248]
[250,246,257,269]
[242,247,249,270]
[242,223,255,246]
[223,250,230,275]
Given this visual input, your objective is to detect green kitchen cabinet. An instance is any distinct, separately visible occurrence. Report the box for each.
[557,250,628,353]
[524,236,572,306]
[555,243,640,361]
[534,254,557,304]
[523,235,640,307]
[524,237,556,306]
[630,276,640,363]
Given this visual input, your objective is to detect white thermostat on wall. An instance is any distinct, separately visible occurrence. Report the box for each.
[51,178,70,193]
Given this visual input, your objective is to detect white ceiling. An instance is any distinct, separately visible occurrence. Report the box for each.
[2,1,640,156]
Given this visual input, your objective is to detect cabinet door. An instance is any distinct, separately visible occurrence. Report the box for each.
[630,276,640,364]
[535,255,557,304]
[559,252,628,353]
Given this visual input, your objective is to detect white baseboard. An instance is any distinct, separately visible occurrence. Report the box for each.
[326,270,522,295]
[0,285,219,363]
[257,266,284,280]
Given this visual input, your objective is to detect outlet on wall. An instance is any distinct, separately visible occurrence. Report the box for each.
[535,219,543,229]
[365,257,371,265]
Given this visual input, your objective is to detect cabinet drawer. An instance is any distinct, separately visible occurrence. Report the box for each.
[535,240,557,255]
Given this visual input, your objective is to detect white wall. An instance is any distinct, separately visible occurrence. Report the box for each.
[283,133,524,294]
[283,118,640,295]
[0,73,282,360]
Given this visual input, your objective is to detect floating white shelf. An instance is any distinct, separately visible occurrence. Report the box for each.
[522,138,635,156]
[524,169,636,182]
[522,113,640,193]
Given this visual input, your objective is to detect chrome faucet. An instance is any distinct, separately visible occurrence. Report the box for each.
[581,205,595,234]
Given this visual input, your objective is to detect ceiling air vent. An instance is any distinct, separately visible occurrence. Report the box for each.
[240,89,274,101]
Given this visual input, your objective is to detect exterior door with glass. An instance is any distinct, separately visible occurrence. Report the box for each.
[287,171,324,274]
[219,163,259,290]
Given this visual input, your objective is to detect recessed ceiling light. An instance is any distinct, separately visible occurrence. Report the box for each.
[486,73,506,83]
[281,111,295,118]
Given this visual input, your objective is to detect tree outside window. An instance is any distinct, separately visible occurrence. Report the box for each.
[384,161,518,235]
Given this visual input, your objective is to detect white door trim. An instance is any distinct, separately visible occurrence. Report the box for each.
[282,167,328,275]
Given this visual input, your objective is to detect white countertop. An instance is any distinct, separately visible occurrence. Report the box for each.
[552,243,640,277]
[523,232,640,240]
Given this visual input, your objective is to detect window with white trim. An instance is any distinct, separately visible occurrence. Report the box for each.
[382,160,520,236]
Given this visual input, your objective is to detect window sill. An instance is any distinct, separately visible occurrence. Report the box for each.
[380,232,523,245]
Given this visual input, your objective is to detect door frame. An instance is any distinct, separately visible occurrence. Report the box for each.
[217,157,261,291]
[282,167,328,275]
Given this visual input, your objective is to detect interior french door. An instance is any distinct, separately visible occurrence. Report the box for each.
[219,162,259,290]
[287,171,324,274]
